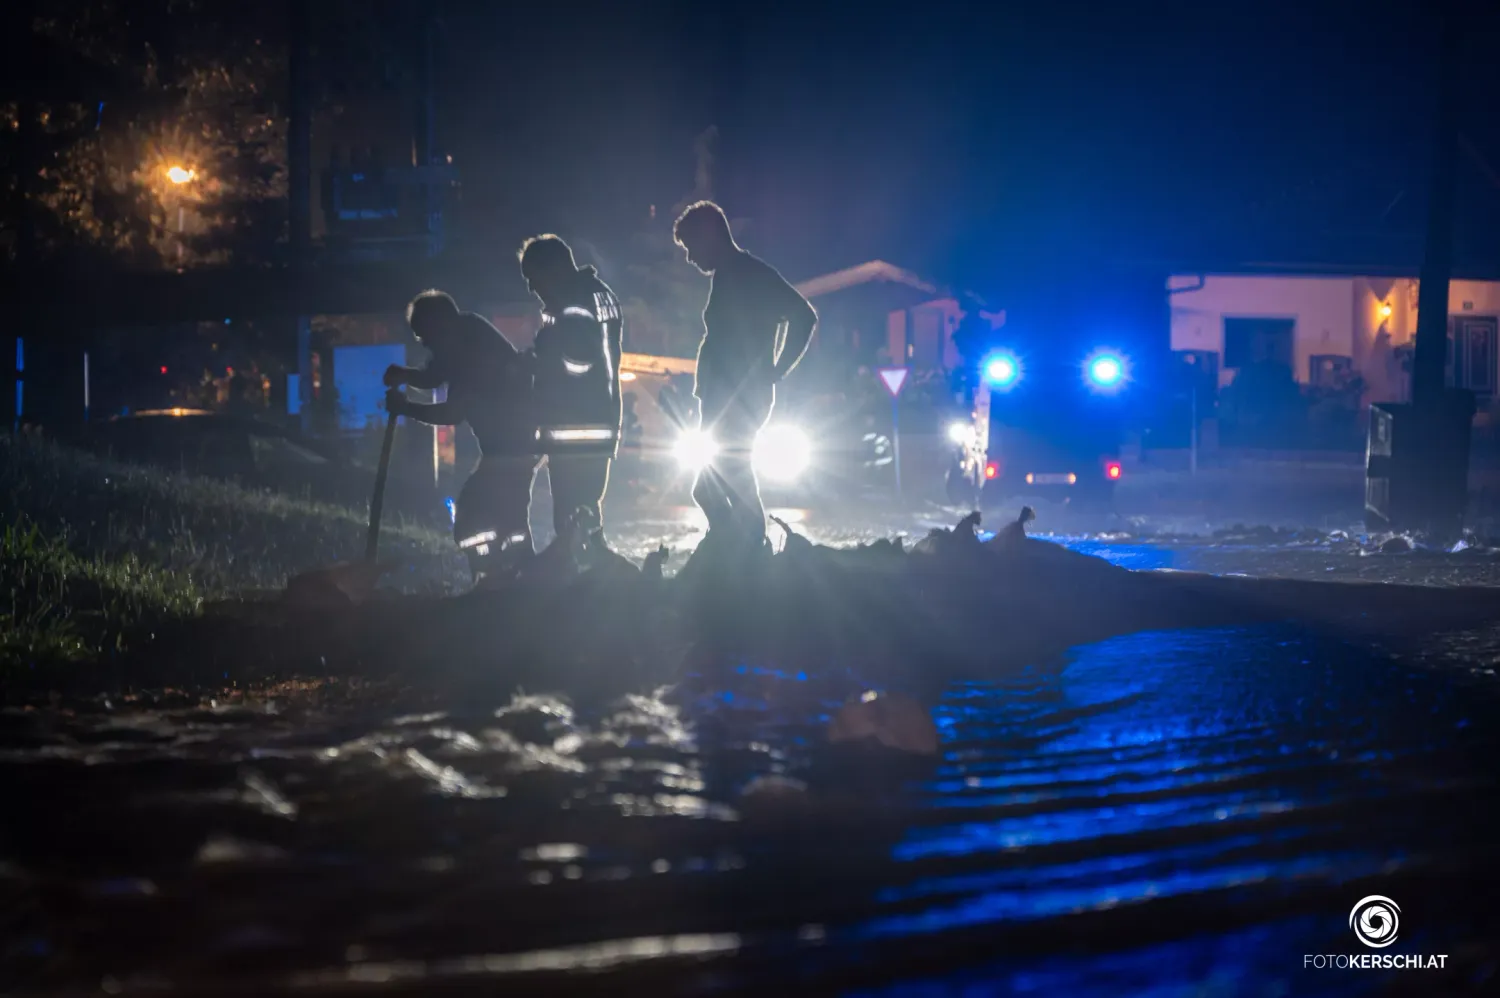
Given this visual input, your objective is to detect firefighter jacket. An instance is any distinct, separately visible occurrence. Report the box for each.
[532,266,624,458]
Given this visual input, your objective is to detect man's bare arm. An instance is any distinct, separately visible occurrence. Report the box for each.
[772,279,818,381]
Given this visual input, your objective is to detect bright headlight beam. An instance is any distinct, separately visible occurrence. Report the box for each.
[753,425,812,482]
[673,429,718,471]
[946,422,971,446]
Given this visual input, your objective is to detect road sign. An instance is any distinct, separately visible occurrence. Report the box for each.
[877,367,910,498]
[878,366,909,398]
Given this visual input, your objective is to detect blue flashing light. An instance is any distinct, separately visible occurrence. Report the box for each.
[1084,350,1129,392]
[982,352,1021,389]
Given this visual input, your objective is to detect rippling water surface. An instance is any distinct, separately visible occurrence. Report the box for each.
[6,612,1500,995]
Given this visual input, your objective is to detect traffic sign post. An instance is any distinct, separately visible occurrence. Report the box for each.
[878,366,909,499]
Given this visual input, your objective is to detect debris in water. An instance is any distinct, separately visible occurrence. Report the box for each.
[739,774,810,799]
[827,691,939,755]
[242,770,298,819]
[195,835,290,865]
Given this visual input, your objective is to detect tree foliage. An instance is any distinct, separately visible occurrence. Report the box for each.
[7,0,422,270]
[16,1,289,270]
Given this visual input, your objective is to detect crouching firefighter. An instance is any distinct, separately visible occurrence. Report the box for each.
[518,234,624,551]
[384,290,538,583]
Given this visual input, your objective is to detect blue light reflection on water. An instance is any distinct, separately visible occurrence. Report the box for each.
[838,624,1464,993]
[845,917,1380,998]
[1052,540,1184,571]
[862,850,1381,939]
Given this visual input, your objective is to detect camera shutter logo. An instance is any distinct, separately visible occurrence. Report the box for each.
[1349,895,1400,948]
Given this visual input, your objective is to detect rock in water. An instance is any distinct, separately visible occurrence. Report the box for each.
[828,691,939,756]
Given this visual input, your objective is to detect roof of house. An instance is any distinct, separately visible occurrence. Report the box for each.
[793,260,938,299]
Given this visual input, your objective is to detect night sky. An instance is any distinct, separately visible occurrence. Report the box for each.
[434,0,1493,293]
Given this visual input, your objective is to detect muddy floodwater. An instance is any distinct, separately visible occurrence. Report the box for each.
[5,598,1500,995]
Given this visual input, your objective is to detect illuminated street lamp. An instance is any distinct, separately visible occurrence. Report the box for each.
[164,165,198,262]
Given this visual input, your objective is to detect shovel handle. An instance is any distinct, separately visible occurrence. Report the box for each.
[366,411,399,563]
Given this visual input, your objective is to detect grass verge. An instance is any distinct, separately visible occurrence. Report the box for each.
[0,435,462,671]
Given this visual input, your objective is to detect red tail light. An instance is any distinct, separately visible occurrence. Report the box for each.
[984,461,999,480]
[1105,461,1122,480]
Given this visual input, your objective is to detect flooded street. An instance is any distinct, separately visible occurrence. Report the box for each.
[6,509,1500,995]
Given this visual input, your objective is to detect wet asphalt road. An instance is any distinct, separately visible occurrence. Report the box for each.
[6,494,1500,996]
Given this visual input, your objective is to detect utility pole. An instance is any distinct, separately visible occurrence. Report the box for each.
[1364,7,1473,537]
[412,10,440,487]
[288,0,313,431]
[414,13,439,255]
[1409,14,1458,411]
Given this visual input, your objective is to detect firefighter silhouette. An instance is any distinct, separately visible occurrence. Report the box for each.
[519,234,624,552]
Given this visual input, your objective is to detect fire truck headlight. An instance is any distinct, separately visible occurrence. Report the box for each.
[754,424,812,482]
[673,429,719,471]
[946,421,972,446]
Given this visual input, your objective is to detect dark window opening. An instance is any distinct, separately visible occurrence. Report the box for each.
[1224,317,1295,370]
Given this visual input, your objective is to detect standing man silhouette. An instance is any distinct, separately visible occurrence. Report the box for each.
[673,201,817,552]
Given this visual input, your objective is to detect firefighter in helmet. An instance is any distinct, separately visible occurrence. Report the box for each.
[518,234,623,553]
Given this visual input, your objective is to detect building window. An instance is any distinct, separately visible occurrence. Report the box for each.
[1223,317,1295,370]
[1448,316,1498,396]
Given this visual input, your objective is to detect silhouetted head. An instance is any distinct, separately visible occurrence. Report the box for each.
[407,290,462,352]
[518,234,578,307]
[673,200,736,275]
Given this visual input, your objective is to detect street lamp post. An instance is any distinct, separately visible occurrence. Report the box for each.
[166,165,197,264]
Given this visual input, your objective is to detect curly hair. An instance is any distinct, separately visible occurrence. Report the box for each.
[672,200,733,249]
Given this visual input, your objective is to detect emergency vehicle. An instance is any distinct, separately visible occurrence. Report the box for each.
[962,268,1169,510]
[969,345,1128,508]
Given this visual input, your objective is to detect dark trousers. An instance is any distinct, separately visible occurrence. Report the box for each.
[693,384,775,541]
[455,456,539,576]
[547,454,612,539]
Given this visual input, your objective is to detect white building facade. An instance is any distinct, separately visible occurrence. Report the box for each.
[1168,274,1500,407]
